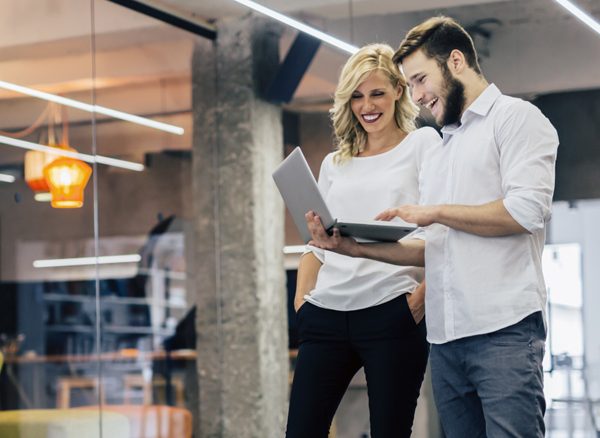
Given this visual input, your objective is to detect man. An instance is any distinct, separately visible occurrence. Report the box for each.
[306,16,558,437]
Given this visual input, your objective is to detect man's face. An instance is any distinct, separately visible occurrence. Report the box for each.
[401,49,465,126]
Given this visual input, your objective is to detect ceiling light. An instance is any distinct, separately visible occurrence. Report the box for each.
[554,0,600,36]
[0,173,15,183]
[34,192,52,202]
[283,245,306,254]
[0,80,184,135]
[232,0,359,55]
[25,149,56,193]
[0,135,144,172]
[44,157,92,208]
[33,254,142,268]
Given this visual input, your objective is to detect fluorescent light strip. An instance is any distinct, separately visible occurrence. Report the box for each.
[0,134,144,172]
[34,192,52,202]
[283,245,306,254]
[554,0,600,35]
[0,173,15,183]
[232,0,359,54]
[33,254,142,268]
[93,155,145,171]
[0,80,184,135]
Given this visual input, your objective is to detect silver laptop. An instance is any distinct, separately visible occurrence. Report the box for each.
[272,147,417,243]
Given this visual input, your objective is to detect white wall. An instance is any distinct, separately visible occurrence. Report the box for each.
[549,199,600,398]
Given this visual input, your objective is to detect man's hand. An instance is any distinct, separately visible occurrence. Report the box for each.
[406,281,426,324]
[375,205,440,227]
[305,211,361,257]
[378,200,529,237]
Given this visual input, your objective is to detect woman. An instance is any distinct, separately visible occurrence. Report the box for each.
[285,44,440,437]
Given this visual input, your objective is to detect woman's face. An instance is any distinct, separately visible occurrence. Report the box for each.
[350,69,401,135]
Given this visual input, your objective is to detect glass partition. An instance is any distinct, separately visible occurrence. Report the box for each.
[91,0,197,433]
[0,1,196,436]
[0,0,100,426]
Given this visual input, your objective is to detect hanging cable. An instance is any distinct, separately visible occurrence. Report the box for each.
[0,102,52,139]
[348,0,354,44]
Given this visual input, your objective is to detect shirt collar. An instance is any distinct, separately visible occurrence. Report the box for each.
[440,83,502,143]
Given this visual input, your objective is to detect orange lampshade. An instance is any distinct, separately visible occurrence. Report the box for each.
[43,157,92,208]
[24,150,58,192]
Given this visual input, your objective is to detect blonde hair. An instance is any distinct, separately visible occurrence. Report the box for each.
[330,43,418,164]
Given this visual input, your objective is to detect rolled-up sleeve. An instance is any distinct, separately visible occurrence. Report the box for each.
[499,101,559,233]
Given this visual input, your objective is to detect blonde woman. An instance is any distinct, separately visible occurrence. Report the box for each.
[285,44,440,438]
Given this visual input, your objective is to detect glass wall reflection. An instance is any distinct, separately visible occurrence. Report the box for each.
[0,1,196,436]
[0,0,111,434]
[91,1,196,435]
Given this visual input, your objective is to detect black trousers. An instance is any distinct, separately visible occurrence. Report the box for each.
[286,294,429,438]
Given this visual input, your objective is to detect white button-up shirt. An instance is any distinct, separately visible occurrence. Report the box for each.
[419,84,559,344]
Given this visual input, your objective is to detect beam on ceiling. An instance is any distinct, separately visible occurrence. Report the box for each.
[266,32,321,103]
[107,0,217,40]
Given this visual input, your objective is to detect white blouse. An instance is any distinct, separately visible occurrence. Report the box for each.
[304,127,441,311]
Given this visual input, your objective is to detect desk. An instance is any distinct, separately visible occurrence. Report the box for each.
[5,349,296,409]
[4,349,197,365]
[2,350,196,409]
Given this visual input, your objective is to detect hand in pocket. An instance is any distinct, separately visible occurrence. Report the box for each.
[406,282,426,324]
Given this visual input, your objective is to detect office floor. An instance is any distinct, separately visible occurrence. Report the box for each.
[546,404,599,438]
[331,372,600,438]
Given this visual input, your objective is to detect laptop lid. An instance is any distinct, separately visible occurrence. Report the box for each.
[273,147,417,243]
[272,147,335,243]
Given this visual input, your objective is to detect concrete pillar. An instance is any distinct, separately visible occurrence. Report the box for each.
[191,14,288,438]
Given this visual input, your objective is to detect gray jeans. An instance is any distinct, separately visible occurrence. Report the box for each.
[430,312,546,438]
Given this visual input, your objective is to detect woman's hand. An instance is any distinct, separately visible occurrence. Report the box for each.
[305,211,361,257]
[294,299,305,313]
[295,252,322,314]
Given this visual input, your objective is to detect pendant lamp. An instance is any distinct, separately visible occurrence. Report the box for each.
[43,157,92,208]
[40,104,92,208]
[24,146,60,193]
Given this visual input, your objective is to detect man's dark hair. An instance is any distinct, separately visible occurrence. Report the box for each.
[393,16,482,74]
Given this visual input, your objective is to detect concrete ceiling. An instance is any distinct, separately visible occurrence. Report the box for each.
[0,0,599,165]
[2,0,599,106]
[150,0,516,20]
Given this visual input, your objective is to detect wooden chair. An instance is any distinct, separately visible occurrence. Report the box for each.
[56,376,105,408]
[123,374,185,406]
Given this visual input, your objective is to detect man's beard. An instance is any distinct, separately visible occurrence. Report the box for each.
[440,64,466,126]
